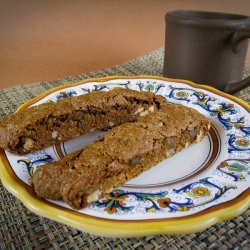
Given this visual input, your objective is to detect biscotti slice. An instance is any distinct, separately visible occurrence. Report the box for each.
[0,88,167,154]
[31,104,211,209]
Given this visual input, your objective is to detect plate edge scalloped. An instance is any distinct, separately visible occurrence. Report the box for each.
[0,75,249,237]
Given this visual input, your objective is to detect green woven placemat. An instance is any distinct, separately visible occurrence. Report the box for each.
[0,48,249,250]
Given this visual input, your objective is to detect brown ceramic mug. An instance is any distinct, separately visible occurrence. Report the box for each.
[163,10,250,94]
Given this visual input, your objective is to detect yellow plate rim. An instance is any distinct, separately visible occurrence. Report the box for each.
[0,75,249,237]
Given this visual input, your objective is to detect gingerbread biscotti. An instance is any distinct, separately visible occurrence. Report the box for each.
[31,104,211,209]
[0,88,167,154]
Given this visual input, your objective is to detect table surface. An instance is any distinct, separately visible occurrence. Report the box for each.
[0,0,250,89]
[0,48,249,250]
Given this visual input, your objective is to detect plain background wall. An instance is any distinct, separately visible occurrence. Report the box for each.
[0,0,249,88]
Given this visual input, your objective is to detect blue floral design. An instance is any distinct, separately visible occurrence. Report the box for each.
[92,176,237,214]
[173,177,236,208]
[94,190,167,214]
[228,134,250,153]
[81,84,108,93]
[17,155,54,177]
[217,159,250,181]
[55,90,77,100]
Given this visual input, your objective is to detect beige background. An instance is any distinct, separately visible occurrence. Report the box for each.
[0,0,249,89]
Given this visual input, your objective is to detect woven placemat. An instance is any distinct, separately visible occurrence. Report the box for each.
[0,48,249,250]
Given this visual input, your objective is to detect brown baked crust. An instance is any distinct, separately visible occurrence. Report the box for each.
[31,104,211,209]
[0,88,167,154]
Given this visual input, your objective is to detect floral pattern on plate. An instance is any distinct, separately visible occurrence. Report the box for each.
[2,77,250,222]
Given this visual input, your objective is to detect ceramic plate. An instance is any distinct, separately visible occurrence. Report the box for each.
[0,76,249,237]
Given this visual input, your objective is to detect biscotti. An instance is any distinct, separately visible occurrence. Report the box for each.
[31,104,211,209]
[0,88,167,154]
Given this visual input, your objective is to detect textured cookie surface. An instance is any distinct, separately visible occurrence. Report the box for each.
[0,88,167,154]
[31,104,211,209]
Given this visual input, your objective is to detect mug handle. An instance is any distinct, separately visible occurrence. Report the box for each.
[224,76,250,94]
[231,27,250,53]
[225,26,250,94]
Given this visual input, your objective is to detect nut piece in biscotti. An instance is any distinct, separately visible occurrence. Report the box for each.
[31,104,211,209]
[0,88,167,154]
